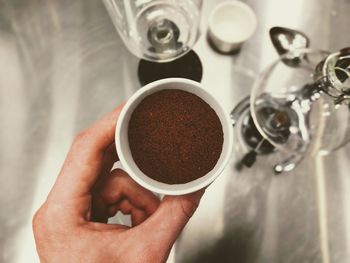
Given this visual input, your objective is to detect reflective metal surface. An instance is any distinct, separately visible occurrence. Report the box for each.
[1,0,350,262]
[269,26,310,67]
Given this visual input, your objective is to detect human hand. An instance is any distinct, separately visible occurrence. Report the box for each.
[32,105,205,263]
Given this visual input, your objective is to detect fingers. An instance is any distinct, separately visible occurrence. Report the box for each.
[93,143,119,191]
[89,144,120,223]
[90,194,109,223]
[49,105,123,201]
[117,199,148,226]
[134,189,205,248]
[100,143,119,178]
[105,200,148,226]
[99,169,160,216]
[107,205,119,217]
[91,169,159,226]
[131,209,148,226]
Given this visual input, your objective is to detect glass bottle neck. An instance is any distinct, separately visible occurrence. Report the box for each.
[314,48,350,105]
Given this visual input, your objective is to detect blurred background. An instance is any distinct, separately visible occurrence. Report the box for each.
[1,0,350,262]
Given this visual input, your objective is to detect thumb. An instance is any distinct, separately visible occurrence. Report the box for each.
[135,189,205,249]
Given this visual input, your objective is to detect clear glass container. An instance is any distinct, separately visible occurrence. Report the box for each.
[250,49,350,159]
[103,0,203,62]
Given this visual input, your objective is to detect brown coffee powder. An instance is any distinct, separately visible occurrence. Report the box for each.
[128,89,224,184]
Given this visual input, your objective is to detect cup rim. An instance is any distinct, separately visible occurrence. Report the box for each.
[208,0,257,44]
[115,78,233,195]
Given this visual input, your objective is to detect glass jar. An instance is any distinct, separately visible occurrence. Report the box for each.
[102,0,203,62]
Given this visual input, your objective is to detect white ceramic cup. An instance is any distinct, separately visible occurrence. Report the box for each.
[115,78,233,195]
[208,0,257,53]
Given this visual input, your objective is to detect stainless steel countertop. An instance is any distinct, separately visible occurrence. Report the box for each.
[1,0,350,262]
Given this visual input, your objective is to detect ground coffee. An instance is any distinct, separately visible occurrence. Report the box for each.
[128,89,224,184]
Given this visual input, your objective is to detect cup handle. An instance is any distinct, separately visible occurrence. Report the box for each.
[111,160,124,171]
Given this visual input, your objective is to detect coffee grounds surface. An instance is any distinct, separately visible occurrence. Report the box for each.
[128,89,224,184]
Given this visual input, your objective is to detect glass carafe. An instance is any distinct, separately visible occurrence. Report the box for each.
[232,48,350,173]
[102,0,203,62]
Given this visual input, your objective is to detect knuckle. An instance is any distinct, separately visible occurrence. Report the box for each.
[110,168,128,179]
[73,129,89,144]
[32,204,49,234]
[70,129,91,151]
[33,203,67,239]
[179,198,199,219]
[32,211,41,229]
